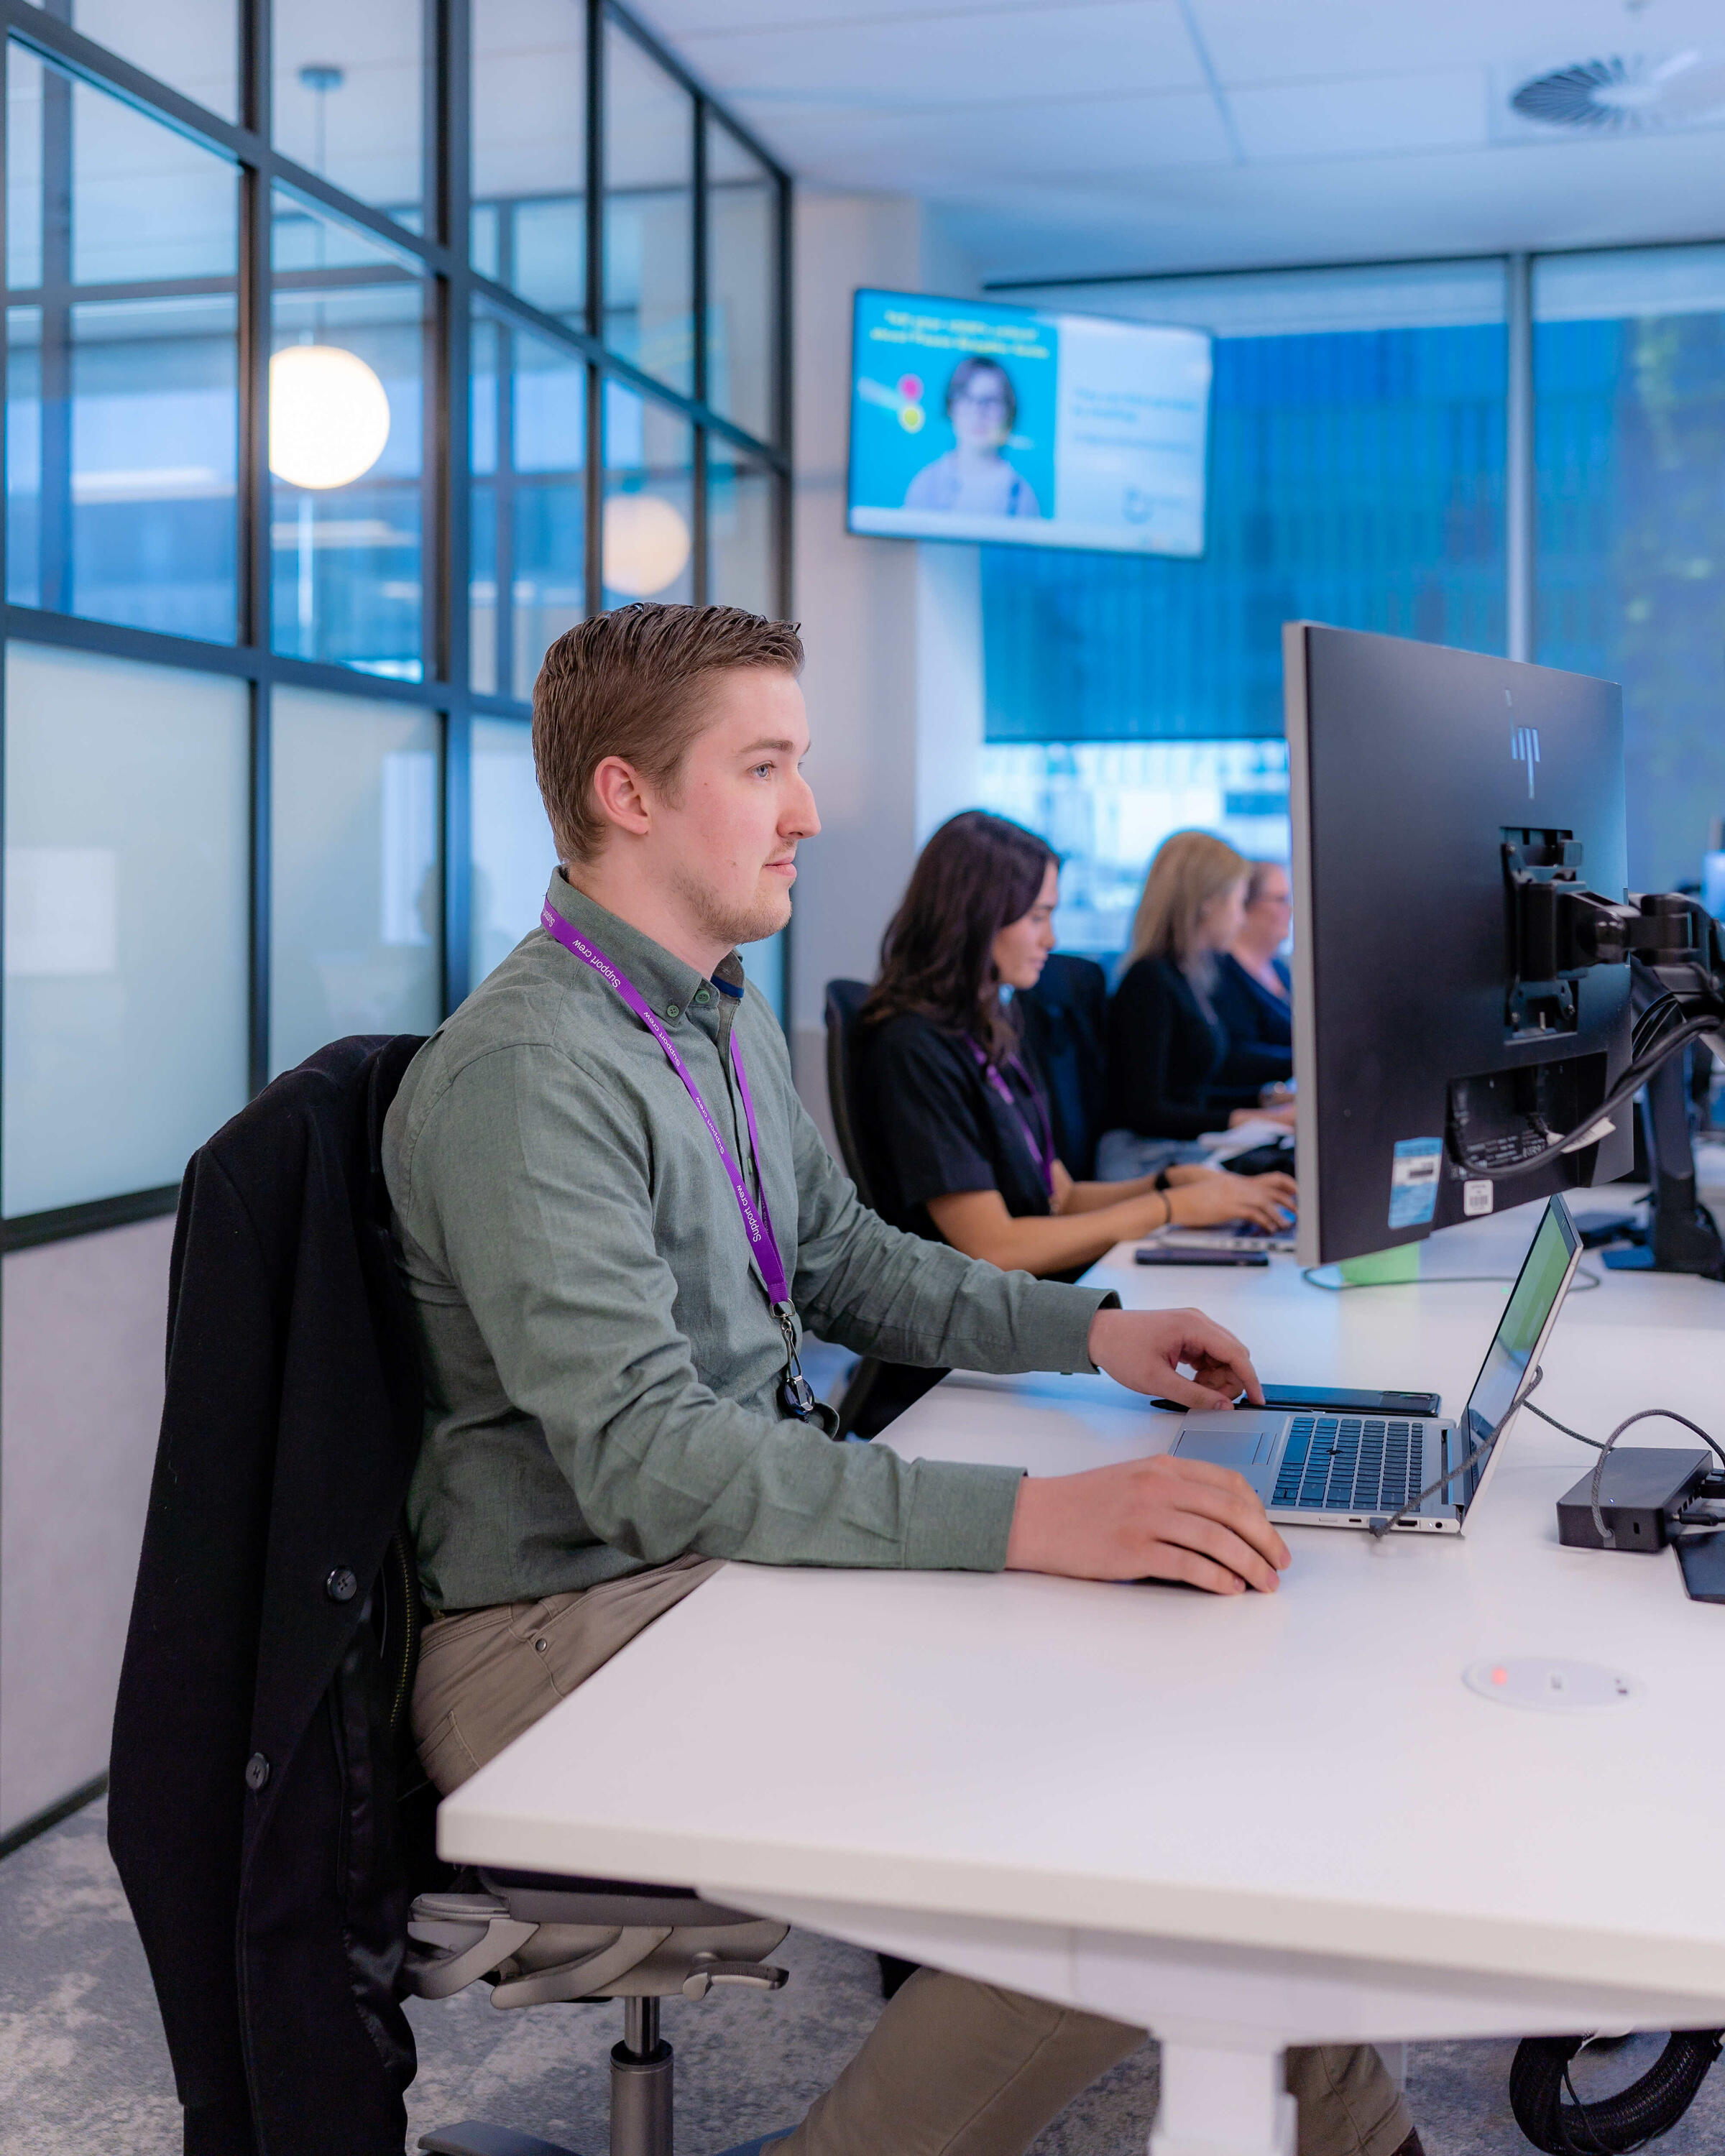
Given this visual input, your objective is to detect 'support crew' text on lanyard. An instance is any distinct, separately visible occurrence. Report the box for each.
[967,1039,1056,1196]
[540,902,836,1432]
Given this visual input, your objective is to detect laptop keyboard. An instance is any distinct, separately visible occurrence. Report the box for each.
[1271,1416,1427,1513]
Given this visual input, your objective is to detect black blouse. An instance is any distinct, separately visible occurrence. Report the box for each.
[855,1010,1057,1243]
[1104,954,1274,1141]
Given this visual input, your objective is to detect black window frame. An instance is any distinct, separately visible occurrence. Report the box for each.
[0,0,793,1250]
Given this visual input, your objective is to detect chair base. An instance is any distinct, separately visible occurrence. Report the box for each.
[420,2124,791,2156]
[420,2127,583,2156]
[420,2019,790,2156]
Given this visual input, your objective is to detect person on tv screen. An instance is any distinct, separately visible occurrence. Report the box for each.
[904,355,1042,519]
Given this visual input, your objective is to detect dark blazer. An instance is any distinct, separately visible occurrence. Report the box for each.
[108,1034,426,2156]
[1212,952,1293,1064]
[1105,954,1280,1141]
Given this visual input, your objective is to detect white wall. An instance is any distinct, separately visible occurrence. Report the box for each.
[787,193,987,1138]
[1,1215,172,1834]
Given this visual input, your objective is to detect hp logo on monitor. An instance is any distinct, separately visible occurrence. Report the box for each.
[1512,725,1540,798]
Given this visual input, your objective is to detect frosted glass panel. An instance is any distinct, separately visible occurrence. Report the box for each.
[4,642,249,1215]
[472,717,557,986]
[270,688,441,1075]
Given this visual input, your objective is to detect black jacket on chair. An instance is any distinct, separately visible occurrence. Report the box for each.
[108,1035,427,2156]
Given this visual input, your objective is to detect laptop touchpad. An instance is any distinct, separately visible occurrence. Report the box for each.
[1174,1424,1276,1467]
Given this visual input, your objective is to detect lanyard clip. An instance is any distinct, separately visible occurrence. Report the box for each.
[773,1302,840,1437]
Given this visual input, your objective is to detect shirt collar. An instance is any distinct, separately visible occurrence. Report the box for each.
[543,871,742,1026]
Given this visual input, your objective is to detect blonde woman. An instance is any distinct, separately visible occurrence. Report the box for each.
[1103,830,1298,1154]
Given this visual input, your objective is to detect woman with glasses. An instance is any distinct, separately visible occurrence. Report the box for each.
[1100,832,1297,1178]
[1213,857,1295,1088]
[903,355,1043,519]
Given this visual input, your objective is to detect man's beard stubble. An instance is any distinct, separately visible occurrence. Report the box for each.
[667,855,793,954]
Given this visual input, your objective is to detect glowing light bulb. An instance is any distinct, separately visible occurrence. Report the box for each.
[602,493,691,598]
[269,344,391,490]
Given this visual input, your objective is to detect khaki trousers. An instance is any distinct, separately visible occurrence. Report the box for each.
[415,1560,1413,2156]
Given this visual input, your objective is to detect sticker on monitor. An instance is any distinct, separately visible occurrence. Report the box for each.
[1389,1136,1443,1229]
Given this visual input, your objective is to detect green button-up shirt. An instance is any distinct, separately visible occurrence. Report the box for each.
[384,872,1115,1612]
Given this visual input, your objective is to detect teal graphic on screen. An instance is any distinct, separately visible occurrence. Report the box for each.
[847,288,1211,558]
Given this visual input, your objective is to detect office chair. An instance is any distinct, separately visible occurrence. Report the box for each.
[406,1875,791,2156]
[385,1547,794,2156]
[1016,953,1109,1181]
[821,981,884,1437]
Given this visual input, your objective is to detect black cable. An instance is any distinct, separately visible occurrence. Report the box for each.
[1366,1362,1549,1537]
[1586,1407,1725,1548]
[1458,1013,1720,1182]
[1514,1369,1725,1539]
[1509,2030,1724,2155]
[1524,1399,1603,1448]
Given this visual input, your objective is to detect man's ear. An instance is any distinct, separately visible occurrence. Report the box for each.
[589,754,653,839]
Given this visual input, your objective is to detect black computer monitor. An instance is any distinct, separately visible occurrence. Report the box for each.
[1285,623,1634,1267]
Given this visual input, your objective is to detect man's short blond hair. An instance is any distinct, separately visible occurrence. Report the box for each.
[532,603,804,862]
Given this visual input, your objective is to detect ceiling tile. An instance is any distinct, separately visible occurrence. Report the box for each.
[734,82,1233,189]
[949,129,1725,282]
[1192,0,1725,89]
[632,0,1148,40]
[677,1,1206,109]
[1228,68,1489,161]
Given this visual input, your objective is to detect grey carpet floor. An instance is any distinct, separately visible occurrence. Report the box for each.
[4,1797,1722,2156]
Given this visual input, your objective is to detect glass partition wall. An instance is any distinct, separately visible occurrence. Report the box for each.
[0,0,790,1250]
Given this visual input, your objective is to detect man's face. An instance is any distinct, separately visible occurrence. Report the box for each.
[652,667,820,950]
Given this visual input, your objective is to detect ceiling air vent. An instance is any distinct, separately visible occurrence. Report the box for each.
[1509,52,1725,132]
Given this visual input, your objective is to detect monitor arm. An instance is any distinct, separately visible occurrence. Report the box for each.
[1499,840,1724,1277]
[1504,834,1725,1053]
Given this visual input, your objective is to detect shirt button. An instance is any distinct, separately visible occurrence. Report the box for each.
[694,986,712,1006]
[534,1637,549,1654]
[245,1753,270,1792]
[664,1003,681,1020]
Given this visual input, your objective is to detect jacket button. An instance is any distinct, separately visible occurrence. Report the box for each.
[245,1753,270,1792]
[326,1567,358,1603]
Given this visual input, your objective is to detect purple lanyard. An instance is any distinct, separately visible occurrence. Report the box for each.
[967,1040,1056,1194]
[540,901,790,1309]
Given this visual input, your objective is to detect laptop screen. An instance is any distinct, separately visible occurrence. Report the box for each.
[1457,1197,1581,1485]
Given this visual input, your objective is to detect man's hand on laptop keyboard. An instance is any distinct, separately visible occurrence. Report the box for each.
[1086,1305,1263,1411]
[1004,1453,1290,1595]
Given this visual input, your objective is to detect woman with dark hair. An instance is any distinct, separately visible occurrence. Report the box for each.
[857,812,1295,1284]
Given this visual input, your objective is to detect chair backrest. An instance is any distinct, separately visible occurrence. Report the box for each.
[1017,953,1110,1181]
[822,980,878,1210]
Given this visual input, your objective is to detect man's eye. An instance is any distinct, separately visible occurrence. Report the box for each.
[753,763,774,778]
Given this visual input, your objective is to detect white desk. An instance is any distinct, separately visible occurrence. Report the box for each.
[439,1200,1725,2156]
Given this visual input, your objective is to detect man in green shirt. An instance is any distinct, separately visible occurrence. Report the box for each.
[387,604,1417,2156]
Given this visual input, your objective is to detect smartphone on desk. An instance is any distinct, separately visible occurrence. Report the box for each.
[1149,1381,1443,1414]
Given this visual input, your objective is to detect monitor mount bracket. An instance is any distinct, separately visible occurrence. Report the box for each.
[1503,831,1725,1279]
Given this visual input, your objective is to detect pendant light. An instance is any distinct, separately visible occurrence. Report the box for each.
[268,65,392,492]
[602,492,692,597]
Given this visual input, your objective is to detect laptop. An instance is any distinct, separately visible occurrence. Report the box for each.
[1168,1194,1583,1534]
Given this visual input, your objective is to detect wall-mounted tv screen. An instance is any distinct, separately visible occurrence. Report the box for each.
[847,287,1212,558]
